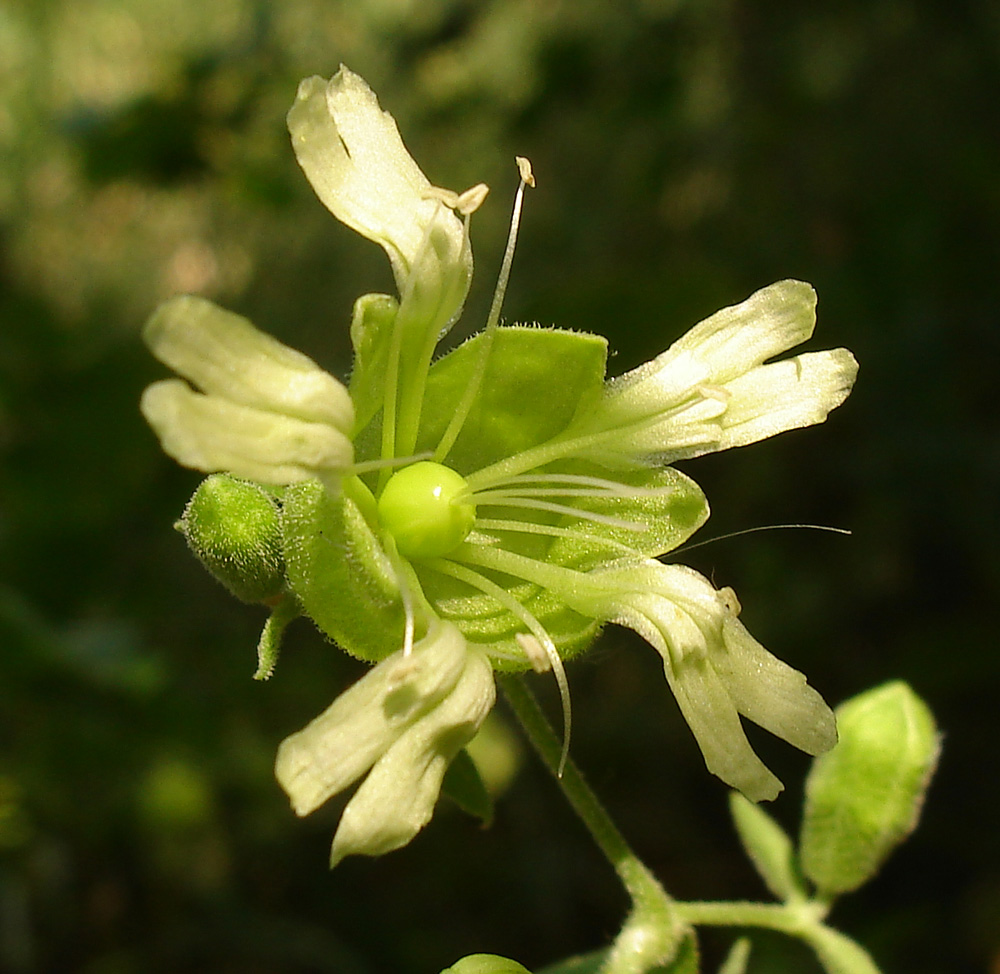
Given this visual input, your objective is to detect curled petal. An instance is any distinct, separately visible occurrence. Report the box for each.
[581,560,835,800]
[274,621,469,816]
[669,279,819,381]
[602,281,818,422]
[659,632,784,802]
[141,379,352,488]
[717,348,859,452]
[562,280,855,467]
[144,295,353,431]
[330,648,496,865]
[288,67,469,294]
[715,615,837,757]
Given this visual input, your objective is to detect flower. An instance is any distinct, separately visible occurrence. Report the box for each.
[142,66,859,863]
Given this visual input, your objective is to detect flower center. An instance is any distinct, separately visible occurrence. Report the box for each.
[377,461,477,559]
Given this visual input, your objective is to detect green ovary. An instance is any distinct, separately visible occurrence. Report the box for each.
[377,461,477,559]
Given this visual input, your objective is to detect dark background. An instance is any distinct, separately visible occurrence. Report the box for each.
[2,1,997,971]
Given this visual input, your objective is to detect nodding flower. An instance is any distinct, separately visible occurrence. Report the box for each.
[141,65,857,865]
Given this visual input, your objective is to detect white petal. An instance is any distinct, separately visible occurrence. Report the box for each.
[661,647,784,802]
[673,280,818,381]
[601,281,816,420]
[274,622,469,817]
[141,380,352,486]
[716,348,858,451]
[715,615,837,757]
[287,68,466,291]
[330,648,495,865]
[144,295,354,432]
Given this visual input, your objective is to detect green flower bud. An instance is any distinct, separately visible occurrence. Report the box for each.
[178,474,285,604]
[440,955,533,974]
[800,681,940,896]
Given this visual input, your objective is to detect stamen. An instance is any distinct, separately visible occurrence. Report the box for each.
[474,486,661,500]
[426,556,573,776]
[400,575,415,658]
[382,536,437,659]
[673,523,852,555]
[347,451,433,476]
[473,517,647,560]
[475,472,676,496]
[473,495,648,532]
[516,633,551,674]
[434,158,535,463]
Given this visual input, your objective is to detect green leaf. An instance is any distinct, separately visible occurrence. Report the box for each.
[348,292,399,433]
[441,747,494,826]
[355,325,608,475]
[799,681,940,896]
[729,792,805,902]
[801,925,882,974]
[281,477,405,661]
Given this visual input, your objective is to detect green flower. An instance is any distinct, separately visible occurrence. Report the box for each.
[141,66,858,861]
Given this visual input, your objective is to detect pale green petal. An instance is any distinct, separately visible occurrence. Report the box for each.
[274,621,469,816]
[716,615,838,757]
[598,348,710,427]
[559,281,852,466]
[287,68,466,292]
[662,644,784,802]
[140,379,352,485]
[330,648,495,865]
[672,280,818,379]
[601,280,816,419]
[615,599,782,802]
[716,348,858,452]
[144,295,353,431]
[585,562,832,800]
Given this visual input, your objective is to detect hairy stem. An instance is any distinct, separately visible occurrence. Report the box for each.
[500,676,688,973]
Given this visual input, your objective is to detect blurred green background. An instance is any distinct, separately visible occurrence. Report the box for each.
[2,1,997,972]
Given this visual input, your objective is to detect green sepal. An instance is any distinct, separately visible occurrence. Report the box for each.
[349,292,399,434]
[178,474,285,603]
[355,326,609,475]
[799,681,940,897]
[281,477,405,661]
[253,594,299,680]
[421,326,607,471]
[442,955,533,974]
[545,464,710,569]
[800,925,881,974]
[441,747,493,826]
[729,791,805,902]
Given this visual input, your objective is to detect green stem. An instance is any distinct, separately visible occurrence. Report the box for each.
[500,675,688,974]
[677,901,809,935]
[678,902,884,974]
